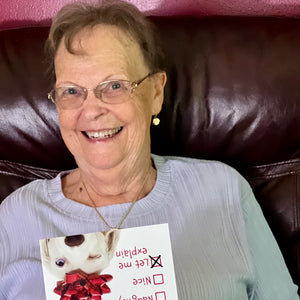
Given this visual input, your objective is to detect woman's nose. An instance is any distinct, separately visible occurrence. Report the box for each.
[64,234,85,247]
[82,91,109,120]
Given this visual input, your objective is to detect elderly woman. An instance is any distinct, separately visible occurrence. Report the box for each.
[0,1,298,299]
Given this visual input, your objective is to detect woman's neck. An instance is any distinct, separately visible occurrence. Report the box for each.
[62,156,157,207]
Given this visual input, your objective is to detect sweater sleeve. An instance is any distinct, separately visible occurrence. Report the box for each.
[239,177,299,299]
[0,193,46,299]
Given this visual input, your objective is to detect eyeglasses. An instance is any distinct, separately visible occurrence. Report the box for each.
[48,73,152,110]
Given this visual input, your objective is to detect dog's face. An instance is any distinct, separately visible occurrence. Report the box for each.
[40,230,119,279]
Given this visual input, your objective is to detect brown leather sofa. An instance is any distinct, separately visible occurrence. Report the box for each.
[0,16,299,292]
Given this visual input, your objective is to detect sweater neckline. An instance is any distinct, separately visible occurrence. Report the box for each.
[46,154,171,223]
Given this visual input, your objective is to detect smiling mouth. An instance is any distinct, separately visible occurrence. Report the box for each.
[83,126,123,140]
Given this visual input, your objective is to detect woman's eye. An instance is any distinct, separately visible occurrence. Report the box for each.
[65,88,78,95]
[55,258,66,267]
[58,87,82,98]
[98,81,129,98]
[110,82,121,90]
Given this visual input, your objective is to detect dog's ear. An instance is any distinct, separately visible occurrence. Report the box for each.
[105,229,120,256]
[40,239,50,263]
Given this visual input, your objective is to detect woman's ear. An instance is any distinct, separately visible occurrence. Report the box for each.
[151,71,167,115]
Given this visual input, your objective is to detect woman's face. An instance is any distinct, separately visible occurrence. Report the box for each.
[54,25,166,172]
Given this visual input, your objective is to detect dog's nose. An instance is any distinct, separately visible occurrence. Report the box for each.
[64,234,85,247]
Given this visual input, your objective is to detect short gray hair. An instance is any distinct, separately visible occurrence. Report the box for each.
[46,0,165,80]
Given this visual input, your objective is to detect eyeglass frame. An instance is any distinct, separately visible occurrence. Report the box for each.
[47,72,153,109]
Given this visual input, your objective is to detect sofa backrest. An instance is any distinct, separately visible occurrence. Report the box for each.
[0,16,299,289]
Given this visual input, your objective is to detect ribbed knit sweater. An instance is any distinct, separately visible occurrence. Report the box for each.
[0,155,298,299]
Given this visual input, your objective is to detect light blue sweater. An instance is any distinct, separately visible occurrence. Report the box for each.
[0,155,298,299]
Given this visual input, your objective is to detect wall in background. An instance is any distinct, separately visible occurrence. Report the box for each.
[1,0,300,30]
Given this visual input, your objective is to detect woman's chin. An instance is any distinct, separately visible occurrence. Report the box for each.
[78,153,124,171]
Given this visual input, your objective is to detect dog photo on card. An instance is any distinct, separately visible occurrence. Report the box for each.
[40,223,178,300]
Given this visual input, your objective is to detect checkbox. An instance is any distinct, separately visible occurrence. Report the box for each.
[150,255,163,268]
[155,291,166,300]
[153,274,164,285]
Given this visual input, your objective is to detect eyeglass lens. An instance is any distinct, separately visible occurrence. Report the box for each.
[50,73,152,109]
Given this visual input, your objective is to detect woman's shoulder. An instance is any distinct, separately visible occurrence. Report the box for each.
[153,154,240,177]
[153,154,250,194]
[2,178,45,201]
[0,173,62,215]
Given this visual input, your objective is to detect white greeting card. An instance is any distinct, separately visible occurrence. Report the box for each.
[40,223,178,300]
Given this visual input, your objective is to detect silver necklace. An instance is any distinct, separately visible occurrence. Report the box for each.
[81,173,151,230]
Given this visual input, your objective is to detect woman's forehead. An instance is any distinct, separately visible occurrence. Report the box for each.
[55,24,148,78]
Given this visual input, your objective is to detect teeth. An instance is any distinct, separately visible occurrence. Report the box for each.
[85,127,122,140]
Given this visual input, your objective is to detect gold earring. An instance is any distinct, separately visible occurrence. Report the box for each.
[152,115,160,126]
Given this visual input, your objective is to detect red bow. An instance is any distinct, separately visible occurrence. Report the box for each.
[54,270,113,300]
